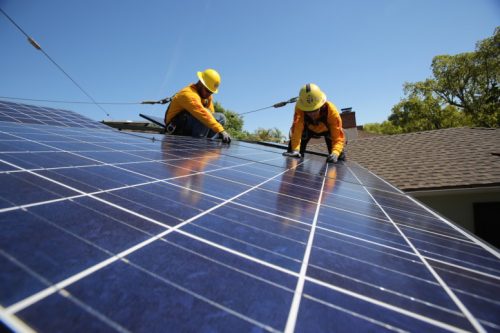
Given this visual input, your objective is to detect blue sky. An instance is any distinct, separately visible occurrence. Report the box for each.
[1,0,498,135]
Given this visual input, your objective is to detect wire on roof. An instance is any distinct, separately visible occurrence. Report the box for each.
[0,8,112,119]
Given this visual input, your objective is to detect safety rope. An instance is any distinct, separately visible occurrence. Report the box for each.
[236,97,298,116]
[141,97,172,105]
[0,8,112,118]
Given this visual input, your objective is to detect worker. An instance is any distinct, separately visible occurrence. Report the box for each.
[164,69,231,143]
[283,83,345,163]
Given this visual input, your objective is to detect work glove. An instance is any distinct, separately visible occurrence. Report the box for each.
[326,153,339,163]
[282,151,301,158]
[219,130,231,144]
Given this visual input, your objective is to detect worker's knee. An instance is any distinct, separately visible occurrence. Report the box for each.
[214,112,226,125]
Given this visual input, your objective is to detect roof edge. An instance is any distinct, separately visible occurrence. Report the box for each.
[407,184,500,196]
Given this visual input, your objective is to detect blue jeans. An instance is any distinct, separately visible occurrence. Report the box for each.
[186,112,226,138]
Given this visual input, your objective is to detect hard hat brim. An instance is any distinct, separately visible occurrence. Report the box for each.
[296,92,327,111]
[197,71,219,94]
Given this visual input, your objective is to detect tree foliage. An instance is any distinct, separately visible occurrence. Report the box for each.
[244,127,286,143]
[363,121,402,135]
[366,27,499,135]
[428,28,499,127]
[213,101,244,138]
[213,101,285,142]
[389,87,471,132]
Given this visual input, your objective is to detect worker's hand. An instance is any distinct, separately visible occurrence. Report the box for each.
[283,151,301,158]
[326,153,339,163]
[219,130,231,144]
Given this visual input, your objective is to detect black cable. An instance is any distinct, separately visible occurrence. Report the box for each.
[0,8,112,118]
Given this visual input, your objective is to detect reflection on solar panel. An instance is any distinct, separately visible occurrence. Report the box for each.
[0,100,499,332]
[0,100,109,129]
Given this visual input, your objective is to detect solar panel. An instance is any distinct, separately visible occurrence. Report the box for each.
[0,101,499,332]
[0,100,110,129]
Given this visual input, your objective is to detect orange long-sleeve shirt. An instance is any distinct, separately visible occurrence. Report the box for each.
[164,84,224,134]
[290,101,345,156]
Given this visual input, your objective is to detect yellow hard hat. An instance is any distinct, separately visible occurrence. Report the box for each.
[197,69,221,93]
[296,83,327,111]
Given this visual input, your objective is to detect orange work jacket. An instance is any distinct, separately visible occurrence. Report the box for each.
[164,84,224,134]
[290,101,345,156]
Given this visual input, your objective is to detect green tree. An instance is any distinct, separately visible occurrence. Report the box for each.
[363,121,402,135]
[394,27,499,129]
[213,101,245,138]
[214,101,287,142]
[245,127,285,143]
[389,86,469,132]
[429,28,499,127]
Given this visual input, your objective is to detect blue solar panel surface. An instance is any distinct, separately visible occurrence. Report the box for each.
[0,101,499,332]
[0,100,109,129]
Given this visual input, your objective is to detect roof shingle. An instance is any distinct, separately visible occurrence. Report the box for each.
[314,127,500,191]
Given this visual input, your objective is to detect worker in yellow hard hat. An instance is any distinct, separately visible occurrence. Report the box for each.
[283,83,345,163]
[164,69,231,143]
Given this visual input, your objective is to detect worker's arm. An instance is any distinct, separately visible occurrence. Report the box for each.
[326,102,345,156]
[178,92,224,133]
[290,108,305,152]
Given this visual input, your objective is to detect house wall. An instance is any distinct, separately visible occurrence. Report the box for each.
[409,188,500,235]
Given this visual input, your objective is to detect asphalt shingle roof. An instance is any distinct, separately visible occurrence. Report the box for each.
[313,127,500,191]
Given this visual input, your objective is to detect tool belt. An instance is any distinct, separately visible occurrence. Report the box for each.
[166,111,190,135]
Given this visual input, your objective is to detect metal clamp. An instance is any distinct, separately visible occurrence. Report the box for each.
[166,123,176,134]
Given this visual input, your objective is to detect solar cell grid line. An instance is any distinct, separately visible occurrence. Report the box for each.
[0,305,35,333]
[0,102,53,124]
[407,195,500,259]
[167,220,472,330]
[3,122,256,169]
[0,110,21,123]
[0,135,274,197]
[298,166,498,330]
[223,162,488,328]
[5,104,56,127]
[0,152,252,177]
[1,103,499,330]
[0,153,281,216]
[322,198,473,247]
[3,156,310,332]
[0,100,110,129]
[0,160,496,330]
[0,125,175,167]
[0,135,288,216]
[364,184,500,262]
[346,162,404,194]
[0,111,38,125]
[350,161,500,252]
[0,118,492,264]
[347,166,489,332]
[0,132,434,330]
[285,164,328,333]
[0,124,300,236]
[179,157,492,300]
